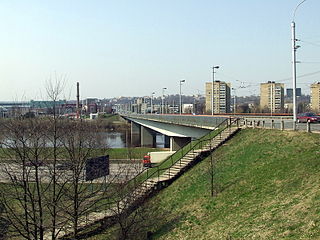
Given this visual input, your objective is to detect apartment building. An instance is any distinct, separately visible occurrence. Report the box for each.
[205,81,231,114]
[260,81,284,113]
[311,82,320,113]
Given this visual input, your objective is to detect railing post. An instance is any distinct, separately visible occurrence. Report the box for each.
[253,120,256,129]
[307,120,311,133]
[281,120,284,131]
[271,119,274,129]
[245,119,247,128]
[236,118,239,128]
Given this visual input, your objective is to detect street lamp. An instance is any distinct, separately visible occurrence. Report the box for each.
[211,66,220,115]
[232,88,237,114]
[292,0,307,129]
[162,87,167,114]
[150,92,155,114]
[179,80,185,115]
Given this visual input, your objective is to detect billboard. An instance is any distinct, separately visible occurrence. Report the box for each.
[85,155,109,181]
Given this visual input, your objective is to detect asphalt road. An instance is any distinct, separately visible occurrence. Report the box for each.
[0,162,143,183]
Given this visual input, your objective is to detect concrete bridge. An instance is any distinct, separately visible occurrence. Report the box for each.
[121,114,228,151]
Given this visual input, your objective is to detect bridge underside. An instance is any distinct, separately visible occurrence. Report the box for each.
[128,118,210,151]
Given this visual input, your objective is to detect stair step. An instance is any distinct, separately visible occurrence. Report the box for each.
[167,168,181,173]
[161,172,178,177]
[170,166,184,170]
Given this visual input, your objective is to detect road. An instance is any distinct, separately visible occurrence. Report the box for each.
[0,161,143,183]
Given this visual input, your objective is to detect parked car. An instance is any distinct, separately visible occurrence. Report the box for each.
[297,112,320,123]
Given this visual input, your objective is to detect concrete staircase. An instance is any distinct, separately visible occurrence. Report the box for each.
[53,119,240,239]
[114,125,240,215]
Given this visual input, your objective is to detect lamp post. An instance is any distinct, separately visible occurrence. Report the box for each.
[162,87,167,114]
[232,88,237,114]
[179,80,185,115]
[150,92,155,114]
[292,0,306,129]
[211,66,220,115]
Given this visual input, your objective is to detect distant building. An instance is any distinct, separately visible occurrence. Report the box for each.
[286,88,301,97]
[205,81,231,114]
[182,104,194,114]
[311,82,320,113]
[260,81,284,113]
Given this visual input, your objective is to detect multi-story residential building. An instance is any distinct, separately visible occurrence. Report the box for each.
[205,81,231,114]
[311,82,320,113]
[260,81,284,113]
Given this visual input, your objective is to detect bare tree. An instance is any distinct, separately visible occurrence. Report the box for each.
[58,120,111,239]
[0,118,51,239]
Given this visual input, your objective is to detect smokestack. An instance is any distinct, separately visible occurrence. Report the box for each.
[76,82,80,119]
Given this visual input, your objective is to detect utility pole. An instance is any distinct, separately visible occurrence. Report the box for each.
[179,80,185,115]
[292,0,307,129]
[151,92,155,114]
[232,88,237,114]
[292,21,297,127]
[76,82,80,119]
[162,87,167,114]
[211,66,219,115]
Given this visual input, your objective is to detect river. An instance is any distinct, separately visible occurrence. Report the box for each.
[102,132,165,148]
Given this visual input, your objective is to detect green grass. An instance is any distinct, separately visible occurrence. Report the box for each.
[107,147,165,160]
[88,129,320,239]
[130,125,226,187]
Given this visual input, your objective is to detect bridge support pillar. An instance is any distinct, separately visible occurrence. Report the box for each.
[164,136,170,148]
[131,122,141,147]
[140,126,156,147]
[170,137,191,151]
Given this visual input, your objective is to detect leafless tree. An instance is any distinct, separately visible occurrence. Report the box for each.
[0,118,51,240]
[58,120,111,239]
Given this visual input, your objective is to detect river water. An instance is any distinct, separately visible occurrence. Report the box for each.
[102,132,165,148]
[0,132,165,149]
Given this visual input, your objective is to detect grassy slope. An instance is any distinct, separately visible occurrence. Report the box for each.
[148,129,320,240]
[89,129,320,239]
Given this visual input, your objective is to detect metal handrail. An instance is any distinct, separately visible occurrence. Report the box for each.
[122,117,239,198]
[127,118,230,184]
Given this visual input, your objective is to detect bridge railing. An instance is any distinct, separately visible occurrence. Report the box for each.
[121,114,228,129]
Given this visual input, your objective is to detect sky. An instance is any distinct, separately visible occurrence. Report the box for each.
[0,0,320,100]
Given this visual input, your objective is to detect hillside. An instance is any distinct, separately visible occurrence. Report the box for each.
[89,129,320,239]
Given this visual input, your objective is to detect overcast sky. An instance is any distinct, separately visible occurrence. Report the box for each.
[1,0,320,101]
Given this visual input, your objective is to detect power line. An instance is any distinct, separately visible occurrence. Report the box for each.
[300,40,320,48]
[300,61,320,64]
[275,70,320,83]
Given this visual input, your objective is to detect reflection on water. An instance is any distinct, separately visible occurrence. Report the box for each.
[0,131,166,149]
[156,134,165,148]
[101,132,126,148]
[102,132,165,149]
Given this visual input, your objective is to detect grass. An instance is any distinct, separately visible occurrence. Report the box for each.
[107,147,165,160]
[88,128,320,239]
[131,124,227,187]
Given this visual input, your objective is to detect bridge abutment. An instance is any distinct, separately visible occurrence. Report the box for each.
[170,137,191,151]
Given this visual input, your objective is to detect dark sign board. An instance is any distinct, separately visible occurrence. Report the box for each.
[85,155,109,181]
